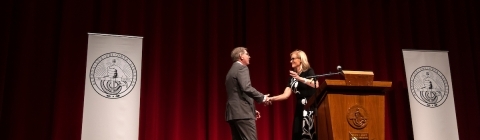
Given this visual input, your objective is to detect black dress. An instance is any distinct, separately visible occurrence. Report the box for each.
[288,68,317,140]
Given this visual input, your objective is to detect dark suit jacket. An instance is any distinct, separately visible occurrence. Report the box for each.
[225,62,265,121]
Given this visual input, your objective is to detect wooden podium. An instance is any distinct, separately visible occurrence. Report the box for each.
[305,71,391,140]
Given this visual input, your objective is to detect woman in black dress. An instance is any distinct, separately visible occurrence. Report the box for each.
[271,50,318,140]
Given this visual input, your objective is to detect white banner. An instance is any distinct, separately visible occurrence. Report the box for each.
[402,50,459,140]
[82,33,143,140]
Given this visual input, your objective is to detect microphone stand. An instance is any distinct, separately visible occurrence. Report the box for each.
[307,71,343,91]
[306,71,343,79]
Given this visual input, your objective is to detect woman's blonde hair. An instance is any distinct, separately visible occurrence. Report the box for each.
[290,50,310,72]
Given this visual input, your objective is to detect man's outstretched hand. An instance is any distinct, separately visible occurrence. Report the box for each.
[264,94,272,106]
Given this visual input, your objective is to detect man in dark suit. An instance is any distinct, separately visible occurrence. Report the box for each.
[225,47,271,140]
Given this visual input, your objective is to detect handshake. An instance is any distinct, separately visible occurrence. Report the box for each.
[263,94,275,106]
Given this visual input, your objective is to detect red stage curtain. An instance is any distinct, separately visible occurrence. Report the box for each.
[0,0,479,140]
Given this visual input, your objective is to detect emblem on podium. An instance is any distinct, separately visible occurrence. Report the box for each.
[347,105,368,129]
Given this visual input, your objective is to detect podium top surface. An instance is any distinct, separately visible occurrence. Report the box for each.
[322,79,391,88]
[342,70,374,75]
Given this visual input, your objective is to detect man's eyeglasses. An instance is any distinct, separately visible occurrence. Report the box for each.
[290,58,299,61]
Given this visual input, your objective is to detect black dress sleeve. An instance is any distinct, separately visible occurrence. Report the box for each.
[305,68,315,78]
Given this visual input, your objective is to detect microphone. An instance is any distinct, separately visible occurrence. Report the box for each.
[337,65,343,75]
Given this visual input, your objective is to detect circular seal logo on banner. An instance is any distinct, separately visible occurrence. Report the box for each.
[90,52,137,99]
[410,66,449,108]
